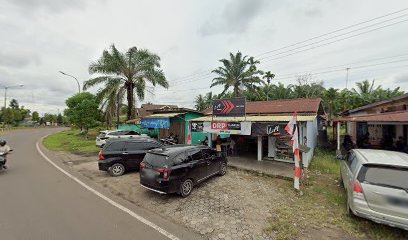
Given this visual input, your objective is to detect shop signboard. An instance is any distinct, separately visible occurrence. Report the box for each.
[212,97,246,117]
[141,118,170,129]
[266,124,287,136]
[191,121,204,132]
[202,121,251,135]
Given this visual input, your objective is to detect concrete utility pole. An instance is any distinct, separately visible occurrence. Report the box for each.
[1,85,24,108]
[345,68,350,89]
[59,71,81,93]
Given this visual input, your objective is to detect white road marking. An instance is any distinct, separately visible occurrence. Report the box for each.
[36,137,180,240]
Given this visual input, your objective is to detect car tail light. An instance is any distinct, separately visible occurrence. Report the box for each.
[140,162,145,170]
[98,150,105,160]
[158,169,172,180]
[353,180,363,193]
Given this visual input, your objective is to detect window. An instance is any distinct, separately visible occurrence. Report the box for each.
[173,152,189,164]
[358,165,408,190]
[124,142,142,151]
[144,153,169,167]
[347,153,356,169]
[202,149,216,159]
[189,150,203,161]
[140,142,161,150]
[126,131,140,135]
[106,142,125,151]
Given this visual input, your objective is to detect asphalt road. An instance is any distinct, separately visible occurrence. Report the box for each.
[0,128,198,240]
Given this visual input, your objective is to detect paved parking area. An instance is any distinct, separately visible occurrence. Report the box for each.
[71,160,289,240]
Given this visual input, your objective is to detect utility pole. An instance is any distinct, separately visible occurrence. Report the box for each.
[345,68,350,89]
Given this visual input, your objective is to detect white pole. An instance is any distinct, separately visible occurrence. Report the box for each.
[337,122,341,152]
[257,136,262,161]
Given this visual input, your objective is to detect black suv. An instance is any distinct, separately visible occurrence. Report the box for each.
[140,145,227,197]
[98,138,163,177]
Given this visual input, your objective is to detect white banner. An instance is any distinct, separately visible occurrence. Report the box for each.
[202,122,252,135]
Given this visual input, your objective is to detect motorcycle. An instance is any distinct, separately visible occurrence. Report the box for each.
[0,149,12,171]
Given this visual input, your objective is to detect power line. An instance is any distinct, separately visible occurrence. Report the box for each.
[256,7,408,57]
[259,13,408,61]
[261,18,408,64]
[167,7,408,82]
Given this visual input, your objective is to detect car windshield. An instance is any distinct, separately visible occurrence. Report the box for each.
[98,132,107,138]
[144,153,171,168]
[360,165,408,190]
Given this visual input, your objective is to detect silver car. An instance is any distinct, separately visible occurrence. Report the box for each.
[340,149,408,231]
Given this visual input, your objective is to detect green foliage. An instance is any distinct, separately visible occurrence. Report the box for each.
[84,44,168,121]
[211,51,264,97]
[43,129,99,155]
[32,111,39,122]
[64,92,100,133]
[9,99,19,109]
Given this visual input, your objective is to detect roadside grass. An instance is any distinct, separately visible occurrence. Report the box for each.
[43,129,100,155]
[265,148,408,240]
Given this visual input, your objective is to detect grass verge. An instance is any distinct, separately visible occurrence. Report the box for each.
[43,129,100,155]
[264,148,408,240]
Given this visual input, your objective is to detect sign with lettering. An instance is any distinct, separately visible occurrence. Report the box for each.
[267,124,282,136]
[191,122,204,132]
[212,97,246,117]
[141,118,170,129]
[203,121,251,135]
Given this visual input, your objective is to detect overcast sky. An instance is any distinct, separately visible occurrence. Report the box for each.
[1,0,407,115]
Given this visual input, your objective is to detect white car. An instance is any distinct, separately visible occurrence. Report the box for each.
[96,130,149,147]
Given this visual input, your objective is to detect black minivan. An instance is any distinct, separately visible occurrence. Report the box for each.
[98,138,163,176]
[140,145,227,197]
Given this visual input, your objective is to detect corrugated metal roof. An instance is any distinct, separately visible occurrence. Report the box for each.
[190,115,316,122]
[333,111,408,122]
[143,112,185,119]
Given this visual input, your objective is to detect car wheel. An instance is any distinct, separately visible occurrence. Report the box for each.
[179,179,193,197]
[219,162,227,176]
[108,163,125,177]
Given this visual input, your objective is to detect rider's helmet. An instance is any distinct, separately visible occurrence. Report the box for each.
[0,140,6,146]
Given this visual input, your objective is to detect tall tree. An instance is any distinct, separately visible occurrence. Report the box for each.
[194,94,206,111]
[211,52,264,97]
[84,44,168,120]
[9,99,19,110]
[323,88,338,120]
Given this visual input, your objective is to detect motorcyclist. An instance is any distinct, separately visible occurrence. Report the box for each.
[0,140,11,169]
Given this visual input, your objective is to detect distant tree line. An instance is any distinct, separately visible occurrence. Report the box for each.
[194,52,404,120]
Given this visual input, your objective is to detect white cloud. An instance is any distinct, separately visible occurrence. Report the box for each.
[0,0,407,114]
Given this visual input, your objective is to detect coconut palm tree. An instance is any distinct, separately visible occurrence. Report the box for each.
[194,94,206,111]
[323,87,338,120]
[84,44,168,120]
[211,52,264,97]
[262,71,275,101]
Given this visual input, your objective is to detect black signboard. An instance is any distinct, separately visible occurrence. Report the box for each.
[191,122,204,132]
[251,123,290,137]
[212,97,246,117]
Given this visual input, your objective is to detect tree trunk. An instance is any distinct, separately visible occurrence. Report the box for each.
[234,84,239,97]
[126,82,135,120]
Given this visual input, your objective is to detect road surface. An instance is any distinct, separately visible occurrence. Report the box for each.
[0,128,198,240]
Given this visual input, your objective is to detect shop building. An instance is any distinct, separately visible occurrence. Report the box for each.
[191,98,325,167]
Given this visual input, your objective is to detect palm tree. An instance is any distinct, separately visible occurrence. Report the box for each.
[194,94,206,111]
[94,79,125,128]
[84,44,168,120]
[263,71,275,101]
[323,87,338,120]
[211,52,264,97]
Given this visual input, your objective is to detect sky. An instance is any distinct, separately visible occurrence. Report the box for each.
[0,0,407,115]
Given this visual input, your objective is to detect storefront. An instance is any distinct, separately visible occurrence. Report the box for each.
[190,115,318,167]
[140,109,206,144]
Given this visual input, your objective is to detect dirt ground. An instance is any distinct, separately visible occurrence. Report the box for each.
[65,158,355,240]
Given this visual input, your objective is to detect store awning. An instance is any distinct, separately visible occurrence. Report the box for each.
[190,115,316,122]
[143,112,185,119]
